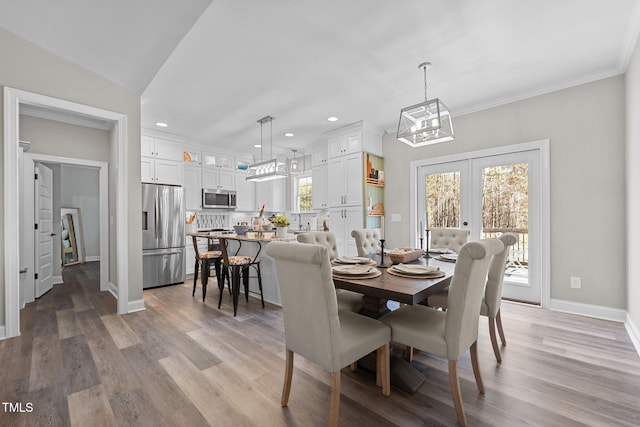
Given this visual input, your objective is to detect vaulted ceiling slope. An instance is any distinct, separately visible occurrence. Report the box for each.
[0,0,212,94]
[2,1,640,154]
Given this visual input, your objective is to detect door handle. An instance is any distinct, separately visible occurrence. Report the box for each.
[462,221,468,226]
[50,233,56,237]
[20,268,28,274]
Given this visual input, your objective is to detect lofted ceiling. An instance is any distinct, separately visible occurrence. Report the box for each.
[2,0,640,156]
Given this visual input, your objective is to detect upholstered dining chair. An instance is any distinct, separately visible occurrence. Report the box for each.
[430,227,470,252]
[380,239,503,427]
[217,237,264,316]
[296,231,363,313]
[427,233,518,363]
[191,235,222,301]
[265,242,390,427]
[350,228,381,256]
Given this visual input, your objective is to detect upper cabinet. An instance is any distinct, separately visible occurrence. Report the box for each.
[183,146,203,165]
[203,152,234,170]
[141,135,183,184]
[311,146,328,167]
[326,121,383,159]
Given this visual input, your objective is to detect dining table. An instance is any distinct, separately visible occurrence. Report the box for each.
[331,252,457,394]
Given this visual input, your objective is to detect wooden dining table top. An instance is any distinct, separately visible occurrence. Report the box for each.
[332,254,455,306]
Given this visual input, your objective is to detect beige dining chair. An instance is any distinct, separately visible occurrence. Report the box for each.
[427,233,518,363]
[430,227,470,252]
[296,231,364,313]
[381,238,503,427]
[265,242,390,427]
[350,228,381,256]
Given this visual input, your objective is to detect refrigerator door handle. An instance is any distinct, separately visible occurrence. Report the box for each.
[155,196,160,239]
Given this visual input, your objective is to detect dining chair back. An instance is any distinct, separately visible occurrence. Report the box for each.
[296,231,363,313]
[266,242,390,427]
[191,235,222,301]
[380,238,503,426]
[296,231,339,260]
[351,228,381,256]
[430,227,470,252]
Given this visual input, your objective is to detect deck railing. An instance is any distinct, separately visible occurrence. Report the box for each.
[482,228,528,265]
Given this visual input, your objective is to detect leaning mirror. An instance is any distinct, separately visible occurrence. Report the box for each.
[61,207,85,266]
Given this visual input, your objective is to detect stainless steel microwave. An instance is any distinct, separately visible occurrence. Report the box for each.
[202,189,236,209]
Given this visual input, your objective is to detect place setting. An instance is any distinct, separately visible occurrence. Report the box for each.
[387,263,445,279]
[332,264,381,279]
[333,256,377,266]
[434,252,458,263]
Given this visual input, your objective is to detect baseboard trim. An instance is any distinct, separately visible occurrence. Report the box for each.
[549,298,627,323]
[85,256,100,262]
[107,282,118,299]
[53,275,63,285]
[0,325,6,340]
[625,314,640,357]
[128,299,145,313]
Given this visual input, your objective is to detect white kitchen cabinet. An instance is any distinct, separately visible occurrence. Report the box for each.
[312,164,328,210]
[203,168,235,191]
[235,171,255,211]
[141,136,183,161]
[184,165,202,210]
[328,131,361,158]
[325,121,383,159]
[203,152,234,170]
[311,146,328,167]
[327,152,362,207]
[141,158,183,185]
[185,238,208,276]
[255,178,286,213]
[183,146,203,165]
[328,206,362,256]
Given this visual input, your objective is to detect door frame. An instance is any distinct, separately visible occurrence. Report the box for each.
[4,86,130,338]
[409,139,550,308]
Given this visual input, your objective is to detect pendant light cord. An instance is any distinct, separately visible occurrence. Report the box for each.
[423,64,428,101]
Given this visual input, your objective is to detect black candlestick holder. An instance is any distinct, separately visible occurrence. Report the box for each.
[378,239,388,268]
[419,237,424,251]
[424,229,432,258]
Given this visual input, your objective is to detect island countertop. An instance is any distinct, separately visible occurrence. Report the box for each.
[187,231,297,242]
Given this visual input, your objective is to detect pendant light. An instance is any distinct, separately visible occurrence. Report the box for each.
[246,115,288,181]
[289,149,301,175]
[397,62,454,147]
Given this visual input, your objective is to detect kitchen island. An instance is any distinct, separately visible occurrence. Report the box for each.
[188,231,296,306]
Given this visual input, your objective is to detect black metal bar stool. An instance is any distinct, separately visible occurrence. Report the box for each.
[191,235,222,301]
[218,237,264,316]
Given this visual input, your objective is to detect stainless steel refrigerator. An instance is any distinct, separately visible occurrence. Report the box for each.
[142,183,185,288]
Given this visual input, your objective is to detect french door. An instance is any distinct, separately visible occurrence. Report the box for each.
[418,149,542,303]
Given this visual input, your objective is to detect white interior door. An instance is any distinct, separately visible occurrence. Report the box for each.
[35,163,54,298]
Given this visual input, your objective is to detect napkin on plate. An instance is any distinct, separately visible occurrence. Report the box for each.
[429,248,454,254]
[392,263,439,274]
[336,256,370,264]
[334,264,374,274]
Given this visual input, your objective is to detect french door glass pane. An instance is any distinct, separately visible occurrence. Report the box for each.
[425,171,461,228]
[481,162,529,280]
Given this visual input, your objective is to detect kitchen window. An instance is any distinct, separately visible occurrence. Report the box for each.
[294,174,312,212]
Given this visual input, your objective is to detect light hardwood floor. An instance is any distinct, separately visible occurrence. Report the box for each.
[1,262,639,426]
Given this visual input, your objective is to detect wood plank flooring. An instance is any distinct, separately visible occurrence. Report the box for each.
[1,262,639,426]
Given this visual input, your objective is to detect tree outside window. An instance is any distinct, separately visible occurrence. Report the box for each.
[295,175,312,212]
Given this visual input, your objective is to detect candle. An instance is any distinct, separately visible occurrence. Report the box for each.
[419,221,423,238]
[380,218,385,239]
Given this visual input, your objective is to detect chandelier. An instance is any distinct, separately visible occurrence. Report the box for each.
[246,115,288,182]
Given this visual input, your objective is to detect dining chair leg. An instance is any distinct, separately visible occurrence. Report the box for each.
[378,343,390,396]
[202,259,209,302]
[232,266,241,316]
[496,309,507,346]
[376,348,381,387]
[488,317,502,363]
[448,360,467,427]
[470,341,485,394]
[256,264,265,308]
[192,260,199,296]
[281,349,294,406]
[214,258,222,288]
[329,371,341,427]
[242,266,250,302]
[218,268,228,309]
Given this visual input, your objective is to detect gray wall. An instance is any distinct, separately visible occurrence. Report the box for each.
[384,75,626,310]
[626,35,640,334]
[61,165,100,259]
[0,27,142,327]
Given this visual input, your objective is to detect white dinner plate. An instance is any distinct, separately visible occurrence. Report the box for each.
[335,256,372,264]
[332,265,376,275]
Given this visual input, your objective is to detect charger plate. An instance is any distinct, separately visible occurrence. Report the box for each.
[332,270,382,280]
[387,268,446,279]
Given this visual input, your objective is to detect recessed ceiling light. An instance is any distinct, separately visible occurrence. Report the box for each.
[284,132,294,137]
[327,116,339,122]
[155,122,168,127]
[254,144,262,148]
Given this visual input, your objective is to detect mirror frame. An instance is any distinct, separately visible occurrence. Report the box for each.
[61,207,85,266]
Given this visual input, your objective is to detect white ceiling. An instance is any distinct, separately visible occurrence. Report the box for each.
[2,0,640,156]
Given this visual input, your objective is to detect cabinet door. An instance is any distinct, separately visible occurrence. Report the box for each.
[235,171,255,211]
[141,157,155,183]
[343,206,363,256]
[216,154,235,169]
[184,165,202,210]
[327,157,344,207]
[312,148,328,166]
[154,159,183,185]
[328,136,344,158]
[343,132,362,155]
[202,152,217,168]
[218,169,235,190]
[202,169,219,189]
[328,208,345,255]
[183,146,202,165]
[312,164,328,210]
[270,179,286,212]
[141,136,155,157]
[344,153,363,205]
[154,138,183,161]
